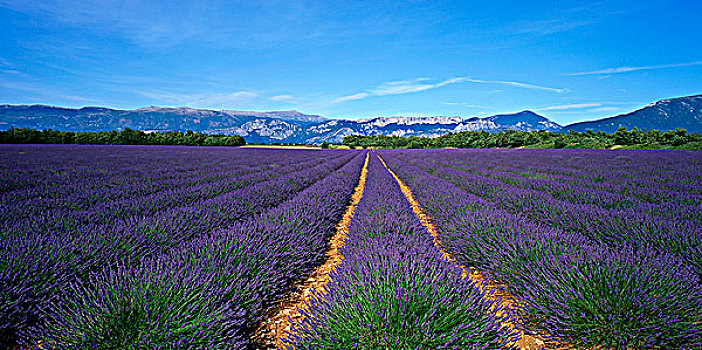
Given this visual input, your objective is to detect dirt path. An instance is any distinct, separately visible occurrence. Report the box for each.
[255,152,370,349]
[376,152,549,350]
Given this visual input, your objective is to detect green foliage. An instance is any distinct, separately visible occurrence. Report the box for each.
[0,128,246,146]
[524,248,702,350]
[292,248,513,350]
[42,261,236,350]
[342,127,702,150]
[320,141,330,149]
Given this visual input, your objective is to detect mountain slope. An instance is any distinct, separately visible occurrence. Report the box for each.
[482,110,562,131]
[0,105,563,144]
[565,95,702,133]
[305,112,562,143]
[2,95,699,144]
[0,105,326,143]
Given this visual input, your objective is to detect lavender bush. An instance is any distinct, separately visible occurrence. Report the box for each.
[1,145,364,347]
[288,154,516,350]
[379,149,702,349]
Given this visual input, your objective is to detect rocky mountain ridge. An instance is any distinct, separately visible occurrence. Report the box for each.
[565,94,702,133]
[1,94,700,144]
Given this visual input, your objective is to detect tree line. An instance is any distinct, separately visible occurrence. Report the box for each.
[0,128,246,146]
[342,127,702,150]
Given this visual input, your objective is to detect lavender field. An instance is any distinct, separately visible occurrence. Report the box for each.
[1,145,701,349]
[378,149,702,349]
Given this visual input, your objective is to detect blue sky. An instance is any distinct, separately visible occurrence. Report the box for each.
[1,0,701,125]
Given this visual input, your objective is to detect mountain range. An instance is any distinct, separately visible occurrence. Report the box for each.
[1,94,700,144]
[566,95,702,133]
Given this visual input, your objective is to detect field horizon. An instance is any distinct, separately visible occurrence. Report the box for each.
[1,144,700,349]
[2,1,702,348]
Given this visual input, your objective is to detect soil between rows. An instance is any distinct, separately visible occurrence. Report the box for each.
[256,152,559,350]
[254,153,370,349]
[377,152,553,350]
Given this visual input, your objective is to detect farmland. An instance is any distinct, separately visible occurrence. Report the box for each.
[1,145,701,349]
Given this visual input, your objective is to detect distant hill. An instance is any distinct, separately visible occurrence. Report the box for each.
[0,105,563,144]
[565,94,702,133]
[1,94,700,144]
[304,112,562,143]
[0,105,328,143]
[474,110,562,132]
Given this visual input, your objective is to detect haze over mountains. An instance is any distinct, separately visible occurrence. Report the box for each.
[1,94,700,144]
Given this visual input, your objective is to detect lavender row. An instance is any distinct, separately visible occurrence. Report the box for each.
[0,146,335,225]
[1,149,353,244]
[404,149,702,215]
[391,151,702,275]
[400,149,693,202]
[443,157,701,210]
[31,150,368,349]
[421,149,702,202]
[0,146,359,346]
[379,150,702,349]
[0,145,304,199]
[429,148,702,191]
[287,153,516,350]
[2,149,355,301]
[0,151,355,311]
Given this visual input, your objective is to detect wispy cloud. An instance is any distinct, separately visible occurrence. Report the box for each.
[588,106,624,113]
[330,77,463,104]
[378,77,431,86]
[0,58,22,75]
[331,76,566,104]
[537,103,601,111]
[369,77,464,96]
[565,61,702,76]
[331,92,370,104]
[192,92,258,107]
[536,100,642,113]
[0,1,411,50]
[509,19,594,36]
[270,94,294,102]
[443,102,492,108]
[136,90,258,108]
[0,77,96,103]
[463,78,568,93]
[0,69,22,75]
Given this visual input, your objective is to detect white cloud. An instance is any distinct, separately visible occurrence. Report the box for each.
[0,1,410,50]
[589,107,623,113]
[0,59,22,75]
[331,92,369,104]
[382,77,431,85]
[330,76,567,105]
[463,78,568,93]
[0,77,96,103]
[565,61,702,76]
[270,94,294,101]
[510,19,594,36]
[443,102,492,108]
[369,83,435,95]
[369,77,464,96]
[330,78,445,104]
[0,69,21,75]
